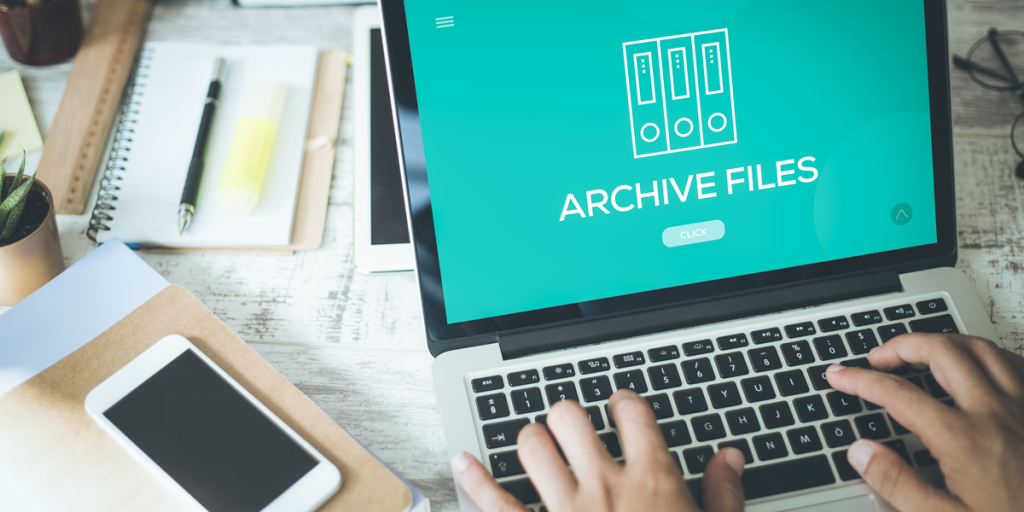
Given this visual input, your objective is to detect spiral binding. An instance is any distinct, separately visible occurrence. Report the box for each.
[87,46,155,242]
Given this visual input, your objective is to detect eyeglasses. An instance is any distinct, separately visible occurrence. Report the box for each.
[953,28,1024,179]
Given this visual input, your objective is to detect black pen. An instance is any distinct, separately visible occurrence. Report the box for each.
[178,57,226,235]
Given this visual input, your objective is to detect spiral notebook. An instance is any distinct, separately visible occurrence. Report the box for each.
[88,42,319,248]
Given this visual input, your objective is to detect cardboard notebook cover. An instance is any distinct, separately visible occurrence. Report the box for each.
[0,285,411,512]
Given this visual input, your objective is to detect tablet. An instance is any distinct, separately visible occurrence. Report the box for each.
[353,5,415,273]
[84,335,341,512]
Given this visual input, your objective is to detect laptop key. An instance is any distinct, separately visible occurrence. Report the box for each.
[807,364,832,390]
[579,376,613,402]
[714,352,749,378]
[864,400,882,411]
[483,418,530,449]
[584,405,605,430]
[511,388,544,414]
[813,335,848,360]
[909,314,959,335]
[818,316,850,333]
[708,382,742,409]
[500,478,540,505]
[916,298,948,315]
[922,373,949,398]
[784,322,817,338]
[613,351,645,368]
[740,376,776,403]
[691,413,727,442]
[648,363,683,390]
[787,426,823,454]
[855,413,891,440]
[751,327,783,344]
[472,376,504,393]
[718,439,754,463]
[673,388,709,415]
[851,310,883,326]
[648,345,680,362]
[781,340,815,366]
[832,450,861,481]
[748,346,783,372]
[682,357,716,384]
[888,413,911,435]
[821,419,857,447]
[579,357,610,375]
[726,407,761,435]
[717,333,749,351]
[759,401,795,429]
[883,439,913,466]
[914,449,938,466]
[878,323,909,342]
[884,304,915,321]
[613,370,648,393]
[599,432,623,458]
[670,452,682,473]
[752,432,788,461]
[826,392,862,416]
[846,329,879,355]
[477,393,510,420]
[794,395,828,423]
[682,445,715,474]
[542,364,575,381]
[775,369,810,396]
[741,455,836,500]
[489,450,525,478]
[645,393,674,419]
[840,357,871,370]
[544,381,578,406]
[507,370,540,387]
[683,340,714,356]
[660,419,692,447]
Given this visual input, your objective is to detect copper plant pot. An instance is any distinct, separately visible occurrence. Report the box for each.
[0,175,64,306]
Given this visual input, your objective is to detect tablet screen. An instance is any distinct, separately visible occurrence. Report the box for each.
[103,349,318,512]
[370,27,411,245]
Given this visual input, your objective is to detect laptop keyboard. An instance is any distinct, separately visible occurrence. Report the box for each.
[465,296,960,508]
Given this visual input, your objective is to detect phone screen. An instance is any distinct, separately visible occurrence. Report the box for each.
[103,349,318,512]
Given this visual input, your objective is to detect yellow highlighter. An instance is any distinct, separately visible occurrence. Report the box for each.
[214,82,287,215]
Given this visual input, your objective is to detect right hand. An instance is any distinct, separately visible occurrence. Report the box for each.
[826,333,1024,512]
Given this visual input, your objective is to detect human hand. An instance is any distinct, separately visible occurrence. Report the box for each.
[826,333,1024,512]
[451,389,747,512]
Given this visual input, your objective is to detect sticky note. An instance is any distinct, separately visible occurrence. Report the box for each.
[0,70,44,160]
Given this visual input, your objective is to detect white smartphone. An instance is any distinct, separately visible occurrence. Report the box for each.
[84,335,341,512]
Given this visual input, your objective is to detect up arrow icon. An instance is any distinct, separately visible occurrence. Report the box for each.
[891,203,913,225]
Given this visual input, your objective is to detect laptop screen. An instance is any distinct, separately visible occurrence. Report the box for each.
[402,1,939,325]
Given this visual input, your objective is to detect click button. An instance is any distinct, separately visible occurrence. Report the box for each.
[662,220,725,248]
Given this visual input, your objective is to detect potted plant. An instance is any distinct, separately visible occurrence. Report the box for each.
[0,0,83,66]
[0,151,64,306]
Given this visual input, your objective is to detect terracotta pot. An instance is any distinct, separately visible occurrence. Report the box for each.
[0,0,83,66]
[0,175,64,306]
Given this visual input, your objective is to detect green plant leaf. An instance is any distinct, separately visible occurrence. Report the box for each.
[13,148,26,188]
[0,155,9,203]
[0,177,34,243]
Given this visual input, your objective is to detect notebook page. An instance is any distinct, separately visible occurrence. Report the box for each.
[97,43,318,247]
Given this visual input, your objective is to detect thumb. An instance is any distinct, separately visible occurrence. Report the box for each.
[702,447,745,512]
[847,439,962,512]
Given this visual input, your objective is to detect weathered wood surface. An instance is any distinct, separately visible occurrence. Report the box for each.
[2,1,1023,510]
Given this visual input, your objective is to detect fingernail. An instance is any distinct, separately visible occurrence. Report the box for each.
[722,447,745,476]
[848,440,874,474]
[451,452,472,473]
[826,364,845,373]
[869,346,880,355]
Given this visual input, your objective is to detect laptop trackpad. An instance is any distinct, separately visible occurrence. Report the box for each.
[791,495,885,512]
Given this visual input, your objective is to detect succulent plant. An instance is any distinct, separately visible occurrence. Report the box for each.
[0,149,37,244]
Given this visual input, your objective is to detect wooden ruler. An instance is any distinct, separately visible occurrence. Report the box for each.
[36,0,152,215]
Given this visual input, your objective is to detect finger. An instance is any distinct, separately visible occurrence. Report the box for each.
[846,439,964,512]
[702,448,745,512]
[826,365,962,446]
[868,333,997,406]
[953,336,1024,399]
[451,452,531,512]
[545,399,619,480]
[609,389,675,470]
[516,423,577,509]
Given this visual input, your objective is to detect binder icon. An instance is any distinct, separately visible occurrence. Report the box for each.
[623,29,737,159]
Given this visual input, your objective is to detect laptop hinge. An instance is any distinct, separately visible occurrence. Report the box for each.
[497,270,901,360]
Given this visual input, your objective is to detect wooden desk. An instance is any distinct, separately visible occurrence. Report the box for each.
[1,1,1022,510]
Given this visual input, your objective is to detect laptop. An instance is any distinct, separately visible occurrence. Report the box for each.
[378,1,996,510]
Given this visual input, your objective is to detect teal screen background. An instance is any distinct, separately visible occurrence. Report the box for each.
[404,0,938,324]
